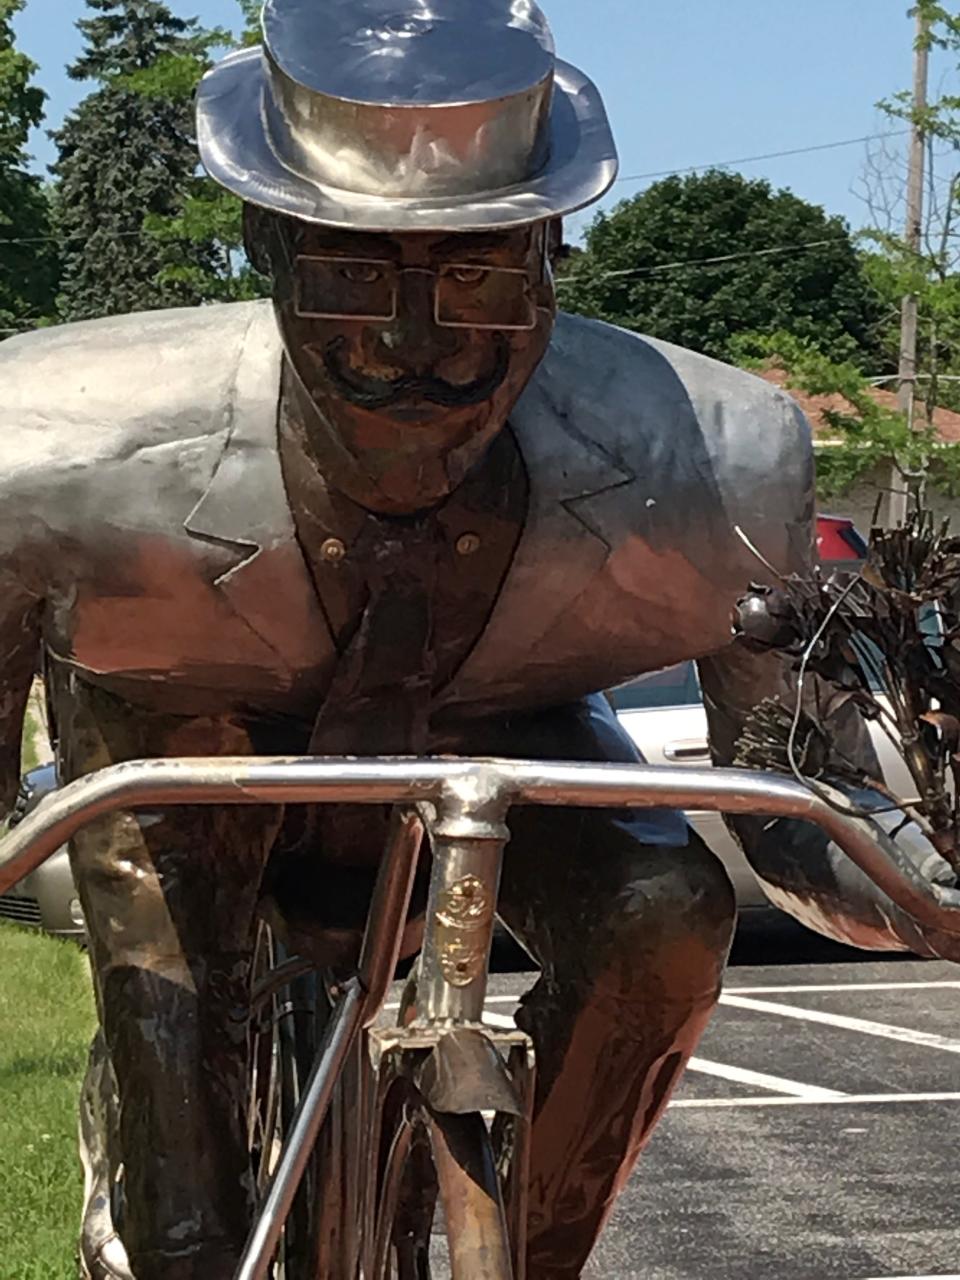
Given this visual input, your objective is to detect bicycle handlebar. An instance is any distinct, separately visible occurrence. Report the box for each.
[1,755,958,935]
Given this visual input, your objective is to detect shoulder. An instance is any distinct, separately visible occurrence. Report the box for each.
[524,314,814,578]
[0,300,278,473]
[544,312,812,477]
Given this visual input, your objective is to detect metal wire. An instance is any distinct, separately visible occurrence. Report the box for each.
[785,568,925,821]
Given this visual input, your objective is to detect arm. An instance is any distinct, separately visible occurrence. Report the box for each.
[0,572,41,816]
[697,619,960,958]
[689,369,960,956]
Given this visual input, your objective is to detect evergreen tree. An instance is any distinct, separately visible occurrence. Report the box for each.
[0,0,58,337]
[132,0,269,305]
[52,0,219,321]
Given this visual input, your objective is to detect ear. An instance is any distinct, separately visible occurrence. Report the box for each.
[547,219,563,263]
[243,203,274,277]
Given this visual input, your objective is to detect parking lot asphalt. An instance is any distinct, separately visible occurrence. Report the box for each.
[478,936,960,1280]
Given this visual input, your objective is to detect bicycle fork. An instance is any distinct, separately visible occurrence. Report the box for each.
[237,775,536,1280]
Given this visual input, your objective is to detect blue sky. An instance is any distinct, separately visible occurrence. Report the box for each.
[14,1,953,242]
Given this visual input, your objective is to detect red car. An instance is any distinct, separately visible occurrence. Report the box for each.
[816,513,868,569]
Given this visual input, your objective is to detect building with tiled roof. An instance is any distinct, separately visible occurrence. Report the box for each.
[753,367,960,529]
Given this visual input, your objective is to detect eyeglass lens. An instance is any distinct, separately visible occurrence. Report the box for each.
[436,265,535,330]
[296,257,396,321]
[294,257,536,330]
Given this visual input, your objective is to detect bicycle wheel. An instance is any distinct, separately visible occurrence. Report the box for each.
[248,922,282,1197]
[246,924,328,1279]
[369,1081,515,1280]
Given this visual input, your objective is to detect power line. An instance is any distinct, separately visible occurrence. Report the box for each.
[0,228,146,246]
[555,235,854,287]
[0,133,916,249]
[614,129,912,187]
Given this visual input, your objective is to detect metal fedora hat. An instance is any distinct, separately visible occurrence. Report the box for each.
[196,0,619,232]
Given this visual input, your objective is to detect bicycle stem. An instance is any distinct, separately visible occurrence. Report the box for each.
[415,776,513,1025]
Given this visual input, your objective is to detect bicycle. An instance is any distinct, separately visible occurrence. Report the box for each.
[2,754,959,1279]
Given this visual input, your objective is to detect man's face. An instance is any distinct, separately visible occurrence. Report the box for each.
[253,211,556,510]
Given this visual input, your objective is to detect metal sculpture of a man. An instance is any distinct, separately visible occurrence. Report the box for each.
[1,1,958,1277]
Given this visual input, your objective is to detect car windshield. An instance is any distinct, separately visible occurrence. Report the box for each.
[608,661,702,711]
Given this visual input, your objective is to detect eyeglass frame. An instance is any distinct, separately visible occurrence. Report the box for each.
[292,255,541,332]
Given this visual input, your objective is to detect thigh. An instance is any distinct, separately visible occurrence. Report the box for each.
[50,667,283,972]
[452,694,735,975]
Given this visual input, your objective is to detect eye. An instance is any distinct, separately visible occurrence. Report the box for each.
[339,263,382,284]
[449,266,486,285]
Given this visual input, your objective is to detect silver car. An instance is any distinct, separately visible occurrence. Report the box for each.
[0,763,85,939]
[612,661,914,909]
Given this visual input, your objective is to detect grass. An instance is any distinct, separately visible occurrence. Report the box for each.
[0,923,96,1279]
[21,685,50,773]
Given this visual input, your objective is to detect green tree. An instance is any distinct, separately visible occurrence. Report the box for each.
[731,329,960,499]
[0,0,58,337]
[854,2,960,417]
[748,2,960,516]
[558,170,883,366]
[129,0,269,304]
[51,0,222,321]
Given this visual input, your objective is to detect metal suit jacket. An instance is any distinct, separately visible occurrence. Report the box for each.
[0,299,812,748]
[11,299,949,957]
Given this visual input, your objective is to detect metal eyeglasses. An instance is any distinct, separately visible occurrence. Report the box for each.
[294,255,539,331]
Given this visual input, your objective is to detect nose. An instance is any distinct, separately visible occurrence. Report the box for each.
[376,269,457,368]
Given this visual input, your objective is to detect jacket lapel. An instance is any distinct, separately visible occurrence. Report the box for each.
[183,303,335,678]
[440,359,635,709]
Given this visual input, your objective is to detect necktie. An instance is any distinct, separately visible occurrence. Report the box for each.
[309,511,441,757]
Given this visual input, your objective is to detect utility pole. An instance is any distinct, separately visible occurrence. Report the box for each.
[885,6,930,527]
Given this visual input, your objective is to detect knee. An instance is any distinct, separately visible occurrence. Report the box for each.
[515,825,735,1051]
[571,821,736,996]
[502,808,735,998]
[70,813,173,961]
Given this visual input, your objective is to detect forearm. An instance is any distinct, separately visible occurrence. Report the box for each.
[698,646,948,953]
[0,578,41,815]
[729,804,946,954]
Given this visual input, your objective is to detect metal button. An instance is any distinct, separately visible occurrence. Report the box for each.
[456,533,481,557]
[320,537,347,563]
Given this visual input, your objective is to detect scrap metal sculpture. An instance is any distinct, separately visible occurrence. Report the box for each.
[736,509,960,871]
[0,1,959,1276]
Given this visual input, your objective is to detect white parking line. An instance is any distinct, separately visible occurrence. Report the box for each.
[396,980,960,1008]
[720,994,960,1053]
[865,1274,960,1279]
[478,1012,850,1100]
[684,1057,847,1099]
[670,1091,960,1110]
[385,991,960,1115]
[729,981,960,995]
[483,1012,518,1029]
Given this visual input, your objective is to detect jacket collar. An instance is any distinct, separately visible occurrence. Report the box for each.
[439,339,634,707]
[183,303,335,677]
[182,305,631,695]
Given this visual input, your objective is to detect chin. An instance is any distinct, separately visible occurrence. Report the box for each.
[379,403,455,427]
[345,398,492,442]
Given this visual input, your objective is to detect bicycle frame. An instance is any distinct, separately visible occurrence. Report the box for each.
[3,753,960,1279]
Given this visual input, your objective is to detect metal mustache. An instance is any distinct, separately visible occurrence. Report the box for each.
[319,334,512,410]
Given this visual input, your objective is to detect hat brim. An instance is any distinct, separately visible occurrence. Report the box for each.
[196,47,619,232]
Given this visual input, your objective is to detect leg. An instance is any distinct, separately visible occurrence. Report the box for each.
[462,695,737,1279]
[52,670,283,1279]
[79,1029,132,1279]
